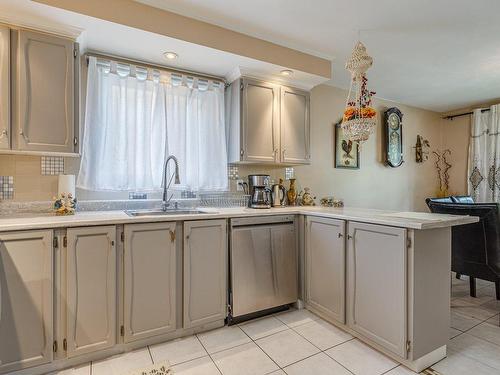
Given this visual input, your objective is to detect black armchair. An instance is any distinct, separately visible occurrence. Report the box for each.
[426,199,500,300]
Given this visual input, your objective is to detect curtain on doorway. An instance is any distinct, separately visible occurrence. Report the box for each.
[468,104,500,202]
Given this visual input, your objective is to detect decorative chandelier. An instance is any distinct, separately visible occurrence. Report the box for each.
[341,41,376,143]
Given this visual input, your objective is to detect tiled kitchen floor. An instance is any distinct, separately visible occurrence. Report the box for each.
[49,276,500,375]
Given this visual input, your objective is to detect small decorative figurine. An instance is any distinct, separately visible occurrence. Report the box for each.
[299,187,316,206]
[287,178,298,206]
[53,193,77,215]
[320,196,335,207]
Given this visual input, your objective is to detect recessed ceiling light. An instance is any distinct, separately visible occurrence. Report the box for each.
[280,69,293,76]
[163,52,178,60]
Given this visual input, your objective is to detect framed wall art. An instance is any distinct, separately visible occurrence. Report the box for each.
[334,121,359,169]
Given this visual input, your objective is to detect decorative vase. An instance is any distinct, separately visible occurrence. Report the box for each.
[287,178,298,206]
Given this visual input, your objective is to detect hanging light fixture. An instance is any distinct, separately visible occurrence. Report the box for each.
[341,41,376,144]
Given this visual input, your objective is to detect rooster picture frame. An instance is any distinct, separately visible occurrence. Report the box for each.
[334,121,360,169]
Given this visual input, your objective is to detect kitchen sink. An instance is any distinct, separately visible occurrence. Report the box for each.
[125,209,211,217]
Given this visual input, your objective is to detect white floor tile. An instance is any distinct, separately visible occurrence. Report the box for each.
[48,363,90,375]
[449,327,462,339]
[325,339,398,375]
[450,310,482,331]
[467,318,500,347]
[451,304,498,321]
[283,352,351,375]
[480,299,500,313]
[432,348,500,375]
[239,316,288,340]
[172,356,221,375]
[256,329,320,367]
[149,335,207,365]
[197,326,251,354]
[274,309,319,328]
[449,333,500,371]
[383,365,417,374]
[293,319,353,350]
[92,348,153,375]
[211,342,279,375]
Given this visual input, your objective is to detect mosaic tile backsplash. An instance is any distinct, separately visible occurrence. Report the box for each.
[41,156,64,175]
[0,176,14,200]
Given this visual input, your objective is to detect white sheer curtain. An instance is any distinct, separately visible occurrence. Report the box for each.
[78,57,228,192]
[468,104,500,202]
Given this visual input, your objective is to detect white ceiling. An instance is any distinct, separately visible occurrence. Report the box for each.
[137,0,500,113]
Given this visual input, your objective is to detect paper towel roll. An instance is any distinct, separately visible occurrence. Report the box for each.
[58,174,76,197]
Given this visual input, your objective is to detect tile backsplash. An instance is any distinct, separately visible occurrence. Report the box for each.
[0,176,14,200]
[41,156,65,175]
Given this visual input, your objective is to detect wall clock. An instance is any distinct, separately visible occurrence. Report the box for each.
[384,107,404,167]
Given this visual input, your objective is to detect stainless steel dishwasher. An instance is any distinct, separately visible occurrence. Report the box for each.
[228,215,298,323]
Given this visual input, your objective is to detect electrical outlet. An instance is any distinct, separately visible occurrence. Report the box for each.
[236,179,244,191]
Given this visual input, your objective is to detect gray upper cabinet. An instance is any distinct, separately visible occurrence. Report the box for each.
[66,226,116,358]
[346,222,407,358]
[123,222,176,343]
[0,26,9,150]
[13,29,77,153]
[226,77,310,165]
[305,216,345,323]
[0,230,53,374]
[280,86,310,164]
[183,220,227,328]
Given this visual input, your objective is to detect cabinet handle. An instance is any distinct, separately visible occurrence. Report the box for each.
[169,230,176,243]
[347,234,353,240]
[338,232,343,238]
[0,129,7,138]
[19,130,29,142]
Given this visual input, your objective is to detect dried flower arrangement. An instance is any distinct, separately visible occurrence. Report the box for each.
[433,149,452,197]
[53,193,77,215]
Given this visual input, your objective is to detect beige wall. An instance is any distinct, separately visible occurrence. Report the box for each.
[293,85,444,212]
[441,115,470,195]
[1,84,471,211]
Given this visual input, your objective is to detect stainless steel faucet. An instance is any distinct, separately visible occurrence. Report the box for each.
[162,155,180,211]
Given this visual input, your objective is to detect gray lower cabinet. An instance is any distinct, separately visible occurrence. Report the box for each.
[13,29,76,153]
[183,220,227,328]
[305,216,345,323]
[346,222,408,358]
[66,226,116,358]
[0,230,53,374]
[0,26,9,150]
[123,222,176,343]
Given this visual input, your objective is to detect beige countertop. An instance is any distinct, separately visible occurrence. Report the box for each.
[0,205,478,232]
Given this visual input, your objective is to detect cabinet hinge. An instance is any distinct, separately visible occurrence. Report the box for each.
[53,237,58,249]
[53,340,58,353]
[121,232,125,242]
[406,237,412,249]
[120,325,125,337]
[406,340,411,353]
[63,236,68,248]
[169,230,176,243]
[63,339,67,351]
[227,304,232,315]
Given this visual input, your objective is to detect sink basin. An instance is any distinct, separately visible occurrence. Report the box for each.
[125,209,210,217]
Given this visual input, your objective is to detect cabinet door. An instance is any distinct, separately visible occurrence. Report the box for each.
[0,230,53,374]
[124,222,176,343]
[16,30,75,152]
[280,86,310,164]
[0,26,9,150]
[305,217,345,323]
[184,220,227,328]
[66,226,116,358]
[241,78,280,162]
[346,222,407,358]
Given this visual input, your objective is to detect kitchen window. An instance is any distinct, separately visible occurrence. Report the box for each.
[77,57,228,192]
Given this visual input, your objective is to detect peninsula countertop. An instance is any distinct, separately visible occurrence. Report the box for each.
[0,205,479,232]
